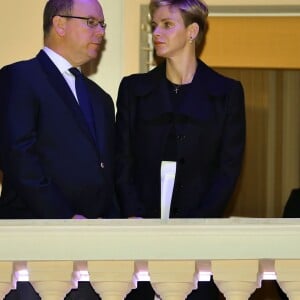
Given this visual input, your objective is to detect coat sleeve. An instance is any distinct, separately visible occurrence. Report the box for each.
[192,81,246,217]
[0,65,73,218]
[115,77,145,217]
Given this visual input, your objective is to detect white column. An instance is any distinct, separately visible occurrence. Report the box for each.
[0,262,13,300]
[276,260,300,300]
[28,261,73,300]
[148,260,197,300]
[88,260,136,300]
[212,260,259,300]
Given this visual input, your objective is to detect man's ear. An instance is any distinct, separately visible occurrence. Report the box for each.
[52,15,67,37]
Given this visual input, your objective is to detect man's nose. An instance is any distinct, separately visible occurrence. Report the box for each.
[95,24,105,36]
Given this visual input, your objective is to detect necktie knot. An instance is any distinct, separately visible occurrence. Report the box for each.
[69,67,82,78]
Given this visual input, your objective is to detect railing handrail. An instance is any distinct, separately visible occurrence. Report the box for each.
[1,218,300,261]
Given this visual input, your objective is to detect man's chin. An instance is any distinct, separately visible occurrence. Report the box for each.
[88,50,100,60]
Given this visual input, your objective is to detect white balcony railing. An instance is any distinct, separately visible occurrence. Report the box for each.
[1,218,300,299]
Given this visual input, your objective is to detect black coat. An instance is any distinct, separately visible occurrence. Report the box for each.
[283,188,300,217]
[116,60,245,218]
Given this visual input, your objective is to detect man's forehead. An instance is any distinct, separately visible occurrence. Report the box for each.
[72,0,103,17]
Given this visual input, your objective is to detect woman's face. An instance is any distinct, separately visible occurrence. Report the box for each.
[151,5,191,59]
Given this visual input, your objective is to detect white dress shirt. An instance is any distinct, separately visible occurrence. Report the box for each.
[42,47,80,103]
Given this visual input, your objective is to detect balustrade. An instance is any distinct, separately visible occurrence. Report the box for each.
[0,218,300,299]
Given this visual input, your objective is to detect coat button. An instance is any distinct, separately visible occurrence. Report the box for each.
[176,183,183,190]
[100,162,105,168]
[176,135,186,141]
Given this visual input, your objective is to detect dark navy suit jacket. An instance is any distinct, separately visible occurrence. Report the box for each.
[116,60,245,218]
[0,50,119,218]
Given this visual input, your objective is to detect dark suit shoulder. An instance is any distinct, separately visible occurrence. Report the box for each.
[1,56,38,74]
[196,59,242,93]
[125,63,164,82]
[119,63,165,96]
[1,58,43,100]
[0,58,41,104]
[120,71,153,88]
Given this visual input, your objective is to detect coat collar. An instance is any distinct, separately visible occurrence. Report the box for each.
[134,59,211,96]
[133,59,216,120]
[36,50,99,148]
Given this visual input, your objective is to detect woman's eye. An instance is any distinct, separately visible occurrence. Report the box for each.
[164,21,173,28]
[151,23,157,32]
[150,21,173,31]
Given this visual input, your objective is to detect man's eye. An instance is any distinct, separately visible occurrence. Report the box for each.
[87,19,98,27]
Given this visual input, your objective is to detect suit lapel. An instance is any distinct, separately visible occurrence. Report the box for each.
[89,88,105,156]
[36,50,97,147]
[175,60,215,120]
[135,63,173,119]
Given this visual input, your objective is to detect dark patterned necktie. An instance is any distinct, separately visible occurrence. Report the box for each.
[69,67,96,141]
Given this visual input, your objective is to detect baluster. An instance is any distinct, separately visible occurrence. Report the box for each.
[28,261,73,300]
[276,260,300,300]
[149,260,197,300]
[89,260,137,300]
[0,262,13,300]
[212,260,259,300]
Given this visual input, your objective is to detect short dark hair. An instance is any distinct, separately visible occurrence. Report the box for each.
[149,0,209,46]
[43,0,74,39]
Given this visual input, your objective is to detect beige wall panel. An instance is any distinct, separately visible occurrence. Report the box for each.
[202,17,300,69]
[281,71,300,208]
[220,69,269,217]
[0,2,44,67]
[207,0,300,4]
[219,68,300,217]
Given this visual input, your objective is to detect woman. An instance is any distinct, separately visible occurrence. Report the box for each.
[116,0,245,298]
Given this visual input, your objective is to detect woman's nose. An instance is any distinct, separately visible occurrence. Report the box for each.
[153,26,160,36]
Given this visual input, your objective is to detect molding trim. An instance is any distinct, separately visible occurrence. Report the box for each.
[210,5,300,16]
[1,219,300,260]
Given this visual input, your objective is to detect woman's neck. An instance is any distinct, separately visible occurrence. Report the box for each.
[166,56,197,85]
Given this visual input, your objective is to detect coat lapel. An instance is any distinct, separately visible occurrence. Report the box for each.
[36,50,97,146]
[175,60,223,121]
[89,88,106,156]
[134,62,173,120]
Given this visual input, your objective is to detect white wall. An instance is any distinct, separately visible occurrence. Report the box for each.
[0,2,45,66]
[89,0,124,102]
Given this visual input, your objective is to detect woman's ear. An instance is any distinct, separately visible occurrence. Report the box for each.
[187,22,199,41]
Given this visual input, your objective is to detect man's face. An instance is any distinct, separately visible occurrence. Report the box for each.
[63,0,105,66]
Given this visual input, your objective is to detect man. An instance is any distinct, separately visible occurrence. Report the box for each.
[0,0,118,298]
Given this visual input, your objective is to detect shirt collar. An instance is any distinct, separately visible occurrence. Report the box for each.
[43,47,75,74]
